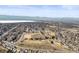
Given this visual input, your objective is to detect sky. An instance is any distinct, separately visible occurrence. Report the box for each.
[0,5,79,17]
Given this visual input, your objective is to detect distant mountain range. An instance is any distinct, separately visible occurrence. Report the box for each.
[0,15,53,20]
[0,15,79,24]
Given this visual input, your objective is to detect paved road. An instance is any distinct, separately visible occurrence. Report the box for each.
[1,25,19,39]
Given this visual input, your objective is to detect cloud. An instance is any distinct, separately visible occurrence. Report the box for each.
[61,5,79,10]
[0,5,79,17]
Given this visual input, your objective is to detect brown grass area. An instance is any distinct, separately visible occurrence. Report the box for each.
[16,32,71,52]
[0,45,8,53]
[17,40,54,50]
[16,32,54,50]
[16,39,71,52]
